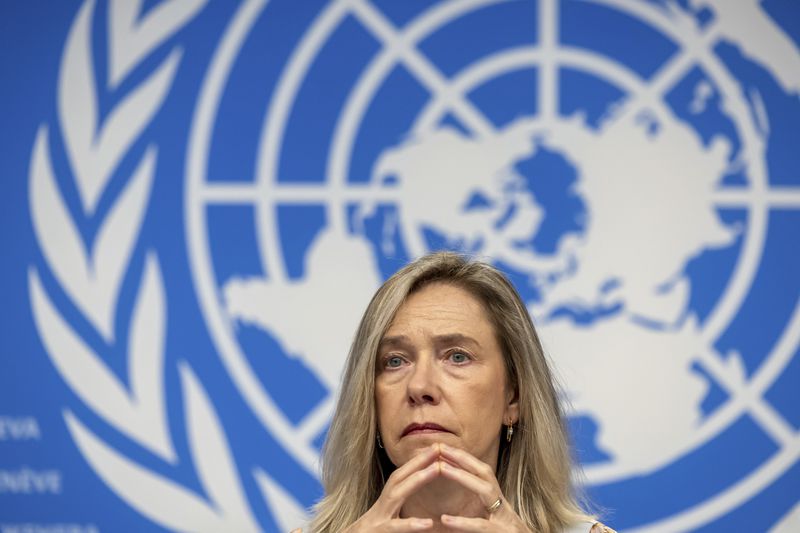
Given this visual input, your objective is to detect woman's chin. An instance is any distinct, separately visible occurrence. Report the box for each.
[392,432,456,461]
[404,430,454,444]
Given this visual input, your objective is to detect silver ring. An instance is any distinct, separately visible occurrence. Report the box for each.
[486,497,502,514]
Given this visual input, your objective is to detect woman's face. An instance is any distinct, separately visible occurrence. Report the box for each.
[375,282,518,469]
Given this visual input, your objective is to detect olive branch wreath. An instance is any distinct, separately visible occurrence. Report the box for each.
[27,1,268,530]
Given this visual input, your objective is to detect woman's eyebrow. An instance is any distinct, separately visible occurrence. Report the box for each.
[378,335,411,350]
[433,333,482,349]
[379,333,482,349]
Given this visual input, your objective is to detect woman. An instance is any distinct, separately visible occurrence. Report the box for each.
[302,252,613,532]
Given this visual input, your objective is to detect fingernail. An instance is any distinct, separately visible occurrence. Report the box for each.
[414,518,433,529]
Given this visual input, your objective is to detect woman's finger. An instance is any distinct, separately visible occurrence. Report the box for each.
[440,514,496,532]
[384,444,439,487]
[439,460,498,509]
[347,446,444,529]
[439,444,496,482]
[384,460,442,510]
[387,517,434,531]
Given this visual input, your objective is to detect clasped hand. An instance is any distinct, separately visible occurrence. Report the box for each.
[343,443,532,532]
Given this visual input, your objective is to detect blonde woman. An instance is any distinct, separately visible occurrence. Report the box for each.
[296,252,613,533]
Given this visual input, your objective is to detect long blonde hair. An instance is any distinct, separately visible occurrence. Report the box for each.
[309,252,592,532]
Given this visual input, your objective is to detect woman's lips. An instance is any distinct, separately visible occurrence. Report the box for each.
[402,423,451,437]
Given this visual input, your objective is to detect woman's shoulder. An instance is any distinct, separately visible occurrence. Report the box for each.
[293,521,616,533]
[563,520,617,533]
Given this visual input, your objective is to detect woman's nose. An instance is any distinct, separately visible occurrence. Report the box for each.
[407,354,440,405]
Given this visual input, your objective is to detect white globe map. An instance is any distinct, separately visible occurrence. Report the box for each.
[224,98,736,477]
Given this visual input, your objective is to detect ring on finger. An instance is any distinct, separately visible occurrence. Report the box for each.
[486,497,502,514]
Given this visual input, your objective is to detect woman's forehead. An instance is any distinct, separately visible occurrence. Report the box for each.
[383,282,495,341]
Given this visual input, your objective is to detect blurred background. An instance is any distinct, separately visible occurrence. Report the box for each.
[1,0,799,531]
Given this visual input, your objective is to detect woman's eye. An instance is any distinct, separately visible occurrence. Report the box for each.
[386,356,404,368]
[449,351,470,363]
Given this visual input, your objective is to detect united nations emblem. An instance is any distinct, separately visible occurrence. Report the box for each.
[30,0,799,531]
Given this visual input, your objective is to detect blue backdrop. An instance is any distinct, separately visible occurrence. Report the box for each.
[2,0,799,531]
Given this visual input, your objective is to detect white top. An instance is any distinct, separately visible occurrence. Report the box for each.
[292,519,610,532]
[563,520,604,533]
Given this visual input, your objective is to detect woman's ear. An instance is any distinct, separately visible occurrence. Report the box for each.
[504,386,519,424]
